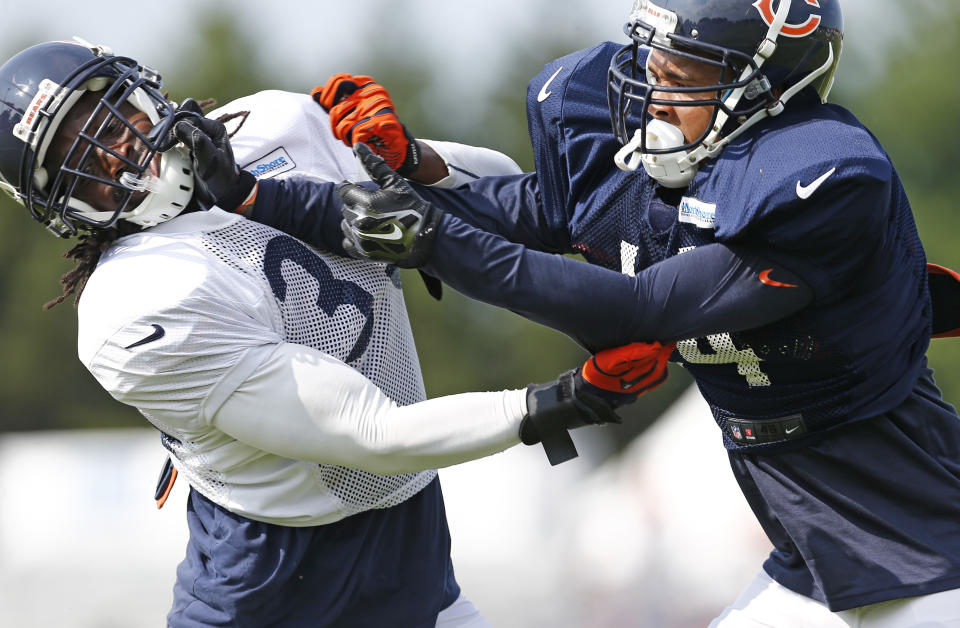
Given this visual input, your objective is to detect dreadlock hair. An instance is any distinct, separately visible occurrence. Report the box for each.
[43,220,141,311]
[165,95,251,138]
[216,110,250,138]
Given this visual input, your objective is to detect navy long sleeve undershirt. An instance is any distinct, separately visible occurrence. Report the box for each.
[251,176,812,351]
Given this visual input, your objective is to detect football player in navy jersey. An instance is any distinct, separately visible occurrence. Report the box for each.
[0,39,638,628]
[241,0,960,625]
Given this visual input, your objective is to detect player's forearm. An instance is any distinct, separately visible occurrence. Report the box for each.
[366,390,526,473]
[411,172,572,251]
[422,222,813,350]
[249,177,348,256]
[423,214,641,350]
[403,140,449,184]
[211,342,525,474]
[250,171,561,261]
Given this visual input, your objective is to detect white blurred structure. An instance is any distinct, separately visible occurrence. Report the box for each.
[0,429,189,627]
[0,386,770,627]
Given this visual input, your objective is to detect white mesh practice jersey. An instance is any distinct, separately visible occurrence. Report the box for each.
[77,91,524,526]
[209,90,522,190]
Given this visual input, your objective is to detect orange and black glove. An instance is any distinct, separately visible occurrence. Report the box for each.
[312,73,422,177]
[519,341,675,465]
[578,341,676,407]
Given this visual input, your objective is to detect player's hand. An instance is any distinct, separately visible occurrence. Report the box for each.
[312,73,421,177]
[520,369,623,466]
[578,341,676,407]
[166,99,257,213]
[336,142,442,268]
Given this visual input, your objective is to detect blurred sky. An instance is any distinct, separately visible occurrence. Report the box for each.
[0,0,902,95]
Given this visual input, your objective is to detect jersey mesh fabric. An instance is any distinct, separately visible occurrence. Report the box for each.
[107,213,437,521]
[154,421,230,505]
[570,175,856,452]
[203,218,435,516]
[184,94,435,518]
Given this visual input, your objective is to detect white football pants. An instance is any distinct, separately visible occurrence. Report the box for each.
[435,593,491,628]
[710,571,960,628]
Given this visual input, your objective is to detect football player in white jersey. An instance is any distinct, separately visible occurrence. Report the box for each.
[0,39,634,627]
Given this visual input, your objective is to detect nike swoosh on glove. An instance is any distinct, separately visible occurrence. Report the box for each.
[336,142,442,268]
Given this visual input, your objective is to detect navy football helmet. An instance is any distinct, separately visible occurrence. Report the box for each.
[0,39,194,237]
[608,0,843,187]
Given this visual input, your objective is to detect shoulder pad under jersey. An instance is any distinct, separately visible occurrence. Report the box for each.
[526,42,632,224]
[695,103,895,243]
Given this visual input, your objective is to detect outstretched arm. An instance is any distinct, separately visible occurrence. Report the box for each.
[212,341,626,469]
[249,176,350,255]
[338,145,814,351]
[427,218,812,350]
[176,113,812,352]
[248,168,567,258]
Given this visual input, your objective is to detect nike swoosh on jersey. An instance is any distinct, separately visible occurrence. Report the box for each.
[796,167,836,199]
[758,268,799,288]
[125,324,166,349]
[364,224,404,241]
[537,66,564,103]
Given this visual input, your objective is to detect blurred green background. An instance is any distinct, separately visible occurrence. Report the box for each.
[0,0,956,458]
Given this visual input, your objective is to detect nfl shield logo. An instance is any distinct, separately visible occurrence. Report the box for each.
[730,425,742,440]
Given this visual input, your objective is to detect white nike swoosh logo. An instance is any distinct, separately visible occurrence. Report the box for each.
[364,224,404,241]
[785,426,799,434]
[537,66,563,103]
[796,167,836,199]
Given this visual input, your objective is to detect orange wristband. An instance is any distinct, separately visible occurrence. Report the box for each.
[234,180,259,215]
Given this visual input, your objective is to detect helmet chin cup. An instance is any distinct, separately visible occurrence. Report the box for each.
[614,119,697,188]
[123,146,194,227]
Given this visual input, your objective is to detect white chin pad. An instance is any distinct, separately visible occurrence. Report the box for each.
[640,120,696,188]
[613,120,698,188]
[643,119,686,151]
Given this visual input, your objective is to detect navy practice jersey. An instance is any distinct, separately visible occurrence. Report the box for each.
[248,42,960,611]
[422,43,935,448]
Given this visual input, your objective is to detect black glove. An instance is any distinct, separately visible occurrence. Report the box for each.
[336,142,443,268]
[520,369,622,466]
[166,99,257,212]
